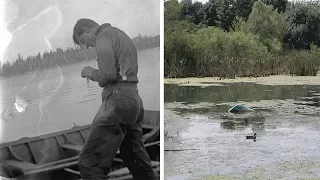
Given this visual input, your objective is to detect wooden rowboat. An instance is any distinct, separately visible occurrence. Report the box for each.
[0,110,160,180]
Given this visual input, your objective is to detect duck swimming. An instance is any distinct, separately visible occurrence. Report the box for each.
[246,133,256,141]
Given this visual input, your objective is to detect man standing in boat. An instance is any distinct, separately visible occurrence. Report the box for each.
[73,18,156,180]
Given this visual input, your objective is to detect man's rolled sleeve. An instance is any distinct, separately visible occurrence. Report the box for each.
[90,35,117,84]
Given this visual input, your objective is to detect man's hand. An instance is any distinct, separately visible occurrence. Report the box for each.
[81,66,95,78]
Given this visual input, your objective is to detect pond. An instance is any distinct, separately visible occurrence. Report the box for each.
[164,82,320,180]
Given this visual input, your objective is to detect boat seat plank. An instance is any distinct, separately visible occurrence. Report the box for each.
[4,160,39,171]
[61,140,160,154]
[79,163,160,180]
[110,174,134,180]
[110,173,160,180]
[108,166,160,180]
[61,144,121,154]
[3,156,78,176]
[108,161,160,178]
[66,161,159,179]
[60,144,83,152]
[25,161,78,175]
[142,124,157,130]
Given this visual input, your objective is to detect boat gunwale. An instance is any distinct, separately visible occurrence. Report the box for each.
[0,125,91,148]
[0,110,159,148]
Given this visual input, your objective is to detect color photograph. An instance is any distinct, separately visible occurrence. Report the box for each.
[164,0,320,179]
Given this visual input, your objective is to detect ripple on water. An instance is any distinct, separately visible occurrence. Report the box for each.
[165,84,320,179]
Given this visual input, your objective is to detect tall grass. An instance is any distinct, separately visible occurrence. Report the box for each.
[164,27,320,78]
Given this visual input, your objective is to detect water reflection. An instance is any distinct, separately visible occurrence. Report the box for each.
[295,91,320,107]
[0,49,160,142]
[165,83,320,103]
[165,83,319,132]
[165,83,320,149]
[172,104,230,114]
[220,113,265,131]
[171,104,267,131]
[164,83,320,179]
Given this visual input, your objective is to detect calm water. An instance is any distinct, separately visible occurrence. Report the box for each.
[0,48,159,143]
[164,83,320,180]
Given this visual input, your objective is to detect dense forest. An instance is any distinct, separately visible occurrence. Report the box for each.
[0,34,160,77]
[165,0,320,78]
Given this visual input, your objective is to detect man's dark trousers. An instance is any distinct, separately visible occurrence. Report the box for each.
[78,83,156,180]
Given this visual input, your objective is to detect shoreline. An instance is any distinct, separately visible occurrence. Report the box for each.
[0,47,160,80]
[164,74,320,86]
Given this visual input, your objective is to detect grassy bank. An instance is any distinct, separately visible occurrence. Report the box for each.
[165,27,320,79]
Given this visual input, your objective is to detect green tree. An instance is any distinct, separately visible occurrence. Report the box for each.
[216,0,237,31]
[246,0,285,52]
[234,0,256,20]
[164,0,184,22]
[262,0,288,13]
[192,2,204,24]
[200,1,218,26]
[284,1,320,50]
[181,0,193,17]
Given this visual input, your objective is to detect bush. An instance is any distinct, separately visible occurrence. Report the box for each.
[165,26,320,78]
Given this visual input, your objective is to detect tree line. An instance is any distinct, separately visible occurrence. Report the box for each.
[165,0,320,78]
[133,34,160,50]
[0,34,160,78]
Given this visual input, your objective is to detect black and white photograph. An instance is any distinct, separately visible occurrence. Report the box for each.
[0,0,160,179]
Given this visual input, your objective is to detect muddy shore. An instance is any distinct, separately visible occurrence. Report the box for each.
[164,74,320,86]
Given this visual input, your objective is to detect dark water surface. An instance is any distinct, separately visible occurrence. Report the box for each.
[165,83,320,106]
[164,83,320,180]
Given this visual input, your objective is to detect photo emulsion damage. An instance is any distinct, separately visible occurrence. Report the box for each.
[0,0,160,179]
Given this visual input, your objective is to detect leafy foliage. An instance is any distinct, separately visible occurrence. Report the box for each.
[284,1,320,49]
[246,1,285,52]
[164,0,184,22]
[262,0,288,13]
[234,0,256,20]
[164,0,320,78]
